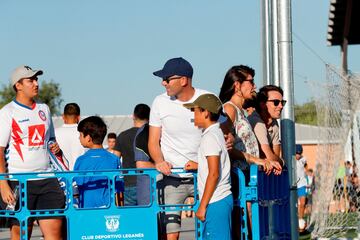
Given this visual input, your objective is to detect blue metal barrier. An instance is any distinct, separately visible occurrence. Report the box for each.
[257,168,291,239]
[232,164,260,240]
[0,169,200,240]
[0,167,264,240]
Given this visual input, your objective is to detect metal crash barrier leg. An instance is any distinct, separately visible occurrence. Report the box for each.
[232,165,260,240]
[258,168,292,239]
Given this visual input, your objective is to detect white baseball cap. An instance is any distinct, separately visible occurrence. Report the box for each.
[10,65,43,86]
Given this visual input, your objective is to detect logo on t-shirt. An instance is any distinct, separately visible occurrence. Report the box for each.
[12,119,24,161]
[28,124,45,146]
[38,110,47,121]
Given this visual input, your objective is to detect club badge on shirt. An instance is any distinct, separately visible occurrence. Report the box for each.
[38,110,47,121]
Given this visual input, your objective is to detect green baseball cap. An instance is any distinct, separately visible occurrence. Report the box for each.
[183,93,223,114]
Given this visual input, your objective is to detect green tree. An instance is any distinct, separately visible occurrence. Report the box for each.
[294,100,318,125]
[0,80,63,115]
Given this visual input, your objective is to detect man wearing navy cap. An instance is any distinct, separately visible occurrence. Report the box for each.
[149,57,210,239]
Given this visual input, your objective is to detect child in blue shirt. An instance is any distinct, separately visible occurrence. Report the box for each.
[184,94,233,240]
[74,116,121,208]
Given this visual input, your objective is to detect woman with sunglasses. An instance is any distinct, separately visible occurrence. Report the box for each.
[248,84,286,170]
[219,65,282,239]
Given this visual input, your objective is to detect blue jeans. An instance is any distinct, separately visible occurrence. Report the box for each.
[124,186,137,206]
[137,175,151,206]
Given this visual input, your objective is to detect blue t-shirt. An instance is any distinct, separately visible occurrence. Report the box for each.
[74,148,120,208]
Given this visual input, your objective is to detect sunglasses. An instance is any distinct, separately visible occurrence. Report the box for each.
[162,76,182,84]
[267,99,287,106]
[243,79,255,85]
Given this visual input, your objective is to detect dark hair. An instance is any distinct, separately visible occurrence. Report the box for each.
[133,103,150,120]
[78,116,107,145]
[107,132,116,139]
[257,85,284,103]
[256,85,284,112]
[243,98,256,109]
[13,79,24,92]
[64,103,80,116]
[219,65,255,103]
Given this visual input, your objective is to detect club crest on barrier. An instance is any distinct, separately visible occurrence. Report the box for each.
[105,215,120,232]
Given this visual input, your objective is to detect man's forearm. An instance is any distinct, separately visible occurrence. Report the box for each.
[148,141,165,164]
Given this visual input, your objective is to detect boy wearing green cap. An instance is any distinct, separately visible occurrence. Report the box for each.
[184,93,232,240]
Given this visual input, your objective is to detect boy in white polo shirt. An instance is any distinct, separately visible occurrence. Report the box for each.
[184,93,232,240]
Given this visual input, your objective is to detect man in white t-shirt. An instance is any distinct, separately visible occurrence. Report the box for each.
[55,103,85,170]
[0,65,64,239]
[149,57,209,240]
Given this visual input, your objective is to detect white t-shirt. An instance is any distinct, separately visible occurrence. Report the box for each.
[149,88,209,169]
[296,156,307,188]
[0,100,54,173]
[55,124,85,170]
[198,123,231,204]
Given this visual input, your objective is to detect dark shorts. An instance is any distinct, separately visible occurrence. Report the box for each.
[0,178,65,226]
[231,168,250,200]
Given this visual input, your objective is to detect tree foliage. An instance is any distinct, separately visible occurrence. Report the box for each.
[0,80,63,115]
[294,100,317,125]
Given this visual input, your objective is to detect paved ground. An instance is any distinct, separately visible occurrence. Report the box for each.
[0,218,196,240]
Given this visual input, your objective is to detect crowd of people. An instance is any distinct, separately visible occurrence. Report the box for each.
[0,58,290,240]
[333,160,359,213]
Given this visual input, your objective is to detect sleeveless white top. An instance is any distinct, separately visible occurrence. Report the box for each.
[225,101,259,170]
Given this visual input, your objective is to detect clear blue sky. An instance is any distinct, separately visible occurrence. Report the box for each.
[1,0,359,115]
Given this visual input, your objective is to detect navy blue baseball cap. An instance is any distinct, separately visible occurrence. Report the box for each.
[153,57,193,79]
[296,144,303,154]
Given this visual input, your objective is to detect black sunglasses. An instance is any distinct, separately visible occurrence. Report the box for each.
[162,76,182,84]
[243,79,255,85]
[267,99,287,107]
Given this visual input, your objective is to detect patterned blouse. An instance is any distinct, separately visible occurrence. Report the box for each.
[225,101,259,170]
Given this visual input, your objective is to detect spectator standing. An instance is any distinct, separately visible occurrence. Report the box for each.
[295,144,307,231]
[149,57,209,240]
[55,103,85,170]
[248,85,286,173]
[74,116,121,208]
[106,132,117,155]
[0,65,64,239]
[219,65,281,238]
[305,168,315,216]
[130,104,153,205]
[114,104,150,205]
[243,98,257,117]
[183,93,232,240]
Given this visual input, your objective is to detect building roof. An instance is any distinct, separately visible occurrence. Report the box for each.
[53,115,133,143]
[327,0,360,46]
[53,115,323,145]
